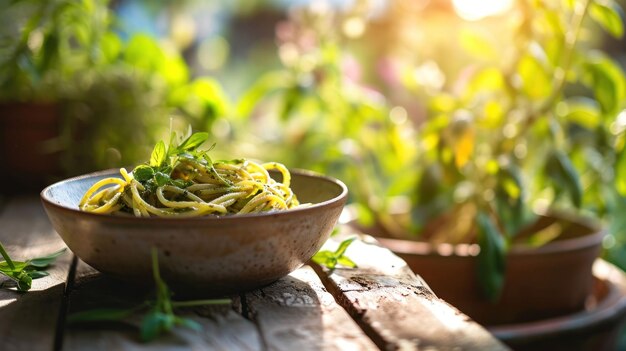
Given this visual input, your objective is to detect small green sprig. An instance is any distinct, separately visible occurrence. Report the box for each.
[131,129,232,194]
[69,248,231,342]
[312,237,358,270]
[0,241,66,292]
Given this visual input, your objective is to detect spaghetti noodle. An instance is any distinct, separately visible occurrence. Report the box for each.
[79,132,302,217]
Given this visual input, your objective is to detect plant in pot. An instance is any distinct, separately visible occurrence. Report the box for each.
[0,0,232,187]
[0,0,112,189]
[369,0,626,328]
[237,0,626,334]
[234,0,416,217]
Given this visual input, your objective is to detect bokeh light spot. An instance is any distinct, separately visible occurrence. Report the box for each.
[452,0,514,21]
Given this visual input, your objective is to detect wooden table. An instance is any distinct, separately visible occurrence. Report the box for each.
[0,196,508,351]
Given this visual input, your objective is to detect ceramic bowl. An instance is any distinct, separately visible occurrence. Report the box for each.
[41,169,347,294]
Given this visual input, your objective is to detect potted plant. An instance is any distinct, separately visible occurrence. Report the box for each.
[0,0,110,189]
[0,0,232,188]
[238,0,626,329]
[376,0,626,326]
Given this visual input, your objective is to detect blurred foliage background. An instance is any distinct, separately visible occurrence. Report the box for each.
[2,0,626,277]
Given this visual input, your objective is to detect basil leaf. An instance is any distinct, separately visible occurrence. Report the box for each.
[312,237,358,269]
[27,248,66,268]
[154,172,170,187]
[336,256,357,268]
[178,132,209,151]
[0,261,28,272]
[150,141,167,167]
[141,311,173,342]
[133,165,155,182]
[335,237,356,257]
[26,271,49,279]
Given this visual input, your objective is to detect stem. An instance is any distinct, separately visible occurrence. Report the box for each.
[171,299,232,307]
[534,0,592,118]
[0,241,15,270]
[513,0,591,147]
[151,248,174,315]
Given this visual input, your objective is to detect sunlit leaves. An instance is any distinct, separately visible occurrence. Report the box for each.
[99,32,122,63]
[590,0,624,38]
[558,98,602,129]
[582,53,626,115]
[453,126,475,169]
[149,141,167,168]
[124,34,189,87]
[170,78,230,127]
[495,164,526,237]
[546,150,583,207]
[615,144,626,196]
[459,29,497,60]
[236,70,293,118]
[463,68,505,101]
[517,53,552,100]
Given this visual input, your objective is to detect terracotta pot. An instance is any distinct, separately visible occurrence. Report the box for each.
[0,102,62,192]
[359,213,605,325]
[488,259,626,351]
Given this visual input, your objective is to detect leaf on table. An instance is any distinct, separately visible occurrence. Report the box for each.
[0,261,28,272]
[313,237,358,270]
[26,271,49,279]
[141,311,175,342]
[0,243,65,292]
[27,248,67,268]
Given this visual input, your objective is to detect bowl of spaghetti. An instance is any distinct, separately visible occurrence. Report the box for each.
[40,132,347,293]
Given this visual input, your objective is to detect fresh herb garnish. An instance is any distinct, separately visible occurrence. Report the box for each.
[132,129,230,191]
[0,241,66,292]
[312,237,357,270]
[69,248,231,342]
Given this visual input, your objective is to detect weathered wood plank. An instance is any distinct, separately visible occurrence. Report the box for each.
[243,265,379,351]
[0,196,72,351]
[63,260,263,351]
[312,233,510,351]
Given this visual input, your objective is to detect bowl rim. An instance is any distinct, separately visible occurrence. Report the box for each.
[41,168,348,222]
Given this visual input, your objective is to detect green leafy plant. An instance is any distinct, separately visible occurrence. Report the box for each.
[236,2,415,224]
[131,129,223,191]
[237,0,626,300]
[0,0,232,176]
[384,0,626,299]
[69,248,231,342]
[312,237,358,270]
[0,0,109,101]
[0,241,65,291]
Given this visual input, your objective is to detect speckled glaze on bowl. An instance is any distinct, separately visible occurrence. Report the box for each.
[41,169,347,294]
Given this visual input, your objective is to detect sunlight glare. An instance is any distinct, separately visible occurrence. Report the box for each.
[452,0,514,21]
